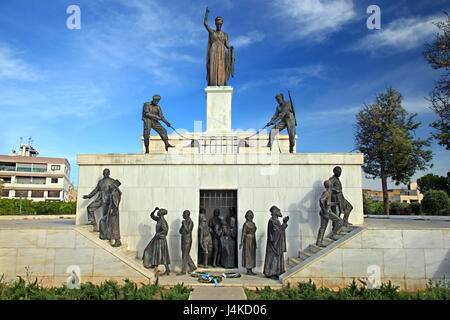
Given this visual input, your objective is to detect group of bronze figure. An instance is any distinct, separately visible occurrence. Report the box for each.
[83,166,352,279]
[141,8,297,154]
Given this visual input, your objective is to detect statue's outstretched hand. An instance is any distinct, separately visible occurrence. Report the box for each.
[206,7,210,14]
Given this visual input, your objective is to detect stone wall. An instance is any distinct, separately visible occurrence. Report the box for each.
[76,153,364,273]
[282,228,450,291]
[0,228,150,287]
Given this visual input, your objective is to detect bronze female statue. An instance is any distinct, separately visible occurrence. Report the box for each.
[143,207,171,275]
[204,7,234,86]
[240,210,257,275]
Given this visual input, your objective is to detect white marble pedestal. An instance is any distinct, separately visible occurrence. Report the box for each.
[205,86,233,133]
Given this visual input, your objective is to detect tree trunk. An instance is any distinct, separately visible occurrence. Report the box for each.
[381,168,389,215]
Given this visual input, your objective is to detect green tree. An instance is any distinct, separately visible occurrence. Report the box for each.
[423,13,449,149]
[354,87,433,215]
[421,190,450,216]
[417,173,450,195]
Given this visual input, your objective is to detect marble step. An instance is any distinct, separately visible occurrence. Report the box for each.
[287,257,302,267]
[322,237,335,246]
[299,250,312,260]
[308,244,322,254]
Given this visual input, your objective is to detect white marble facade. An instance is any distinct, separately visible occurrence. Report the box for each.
[76,152,364,273]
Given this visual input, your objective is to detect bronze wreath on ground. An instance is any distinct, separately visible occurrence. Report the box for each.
[190,272,223,283]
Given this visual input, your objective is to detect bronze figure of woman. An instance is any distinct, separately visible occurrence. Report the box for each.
[143,207,170,275]
[204,7,234,86]
[240,210,257,275]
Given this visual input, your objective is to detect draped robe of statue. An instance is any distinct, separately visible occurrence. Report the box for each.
[99,180,121,242]
[263,217,288,277]
[241,221,257,269]
[179,217,196,273]
[205,28,233,86]
[219,223,236,268]
[143,212,170,268]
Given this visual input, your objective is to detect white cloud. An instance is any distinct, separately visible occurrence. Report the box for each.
[78,0,205,83]
[233,31,265,48]
[272,0,356,40]
[0,45,40,81]
[352,15,439,52]
[238,64,325,92]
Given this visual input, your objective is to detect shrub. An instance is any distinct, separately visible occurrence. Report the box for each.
[389,201,408,215]
[0,199,76,215]
[363,197,383,215]
[406,202,422,215]
[421,190,450,216]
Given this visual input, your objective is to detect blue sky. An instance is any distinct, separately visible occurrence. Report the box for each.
[0,0,449,190]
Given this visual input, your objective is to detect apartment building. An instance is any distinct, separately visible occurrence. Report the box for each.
[0,143,71,202]
[363,182,424,204]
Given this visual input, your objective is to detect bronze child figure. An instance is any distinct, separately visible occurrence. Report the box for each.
[198,214,212,268]
[240,210,257,275]
[143,207,171,275]
[316,180,344,247]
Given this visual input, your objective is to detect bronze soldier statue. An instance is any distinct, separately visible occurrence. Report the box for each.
[240,210,257,275]
[142,95,174,153]
[329,166,354,227]
[266,93,297,153]
[263,205,289,279]
[316,180,344,247]
[178,210,197,275]
[83,168,117,232]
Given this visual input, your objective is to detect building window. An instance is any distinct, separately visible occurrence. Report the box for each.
[16,176,32,184]
[1,190,9,197]
[51,178,58,183]
[0,177,11,183]
[33,163,47,173]
[14,190,28,197]
[51,165,61,171]
[16,176,46,184]
[31,190,45,198]
[32,177,46,185]
[48,190,60,198]
[16,163,32,172]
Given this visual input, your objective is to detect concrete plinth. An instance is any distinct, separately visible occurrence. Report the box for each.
[205,86,233,134]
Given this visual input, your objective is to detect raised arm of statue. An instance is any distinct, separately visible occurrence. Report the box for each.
[204,7,213,33]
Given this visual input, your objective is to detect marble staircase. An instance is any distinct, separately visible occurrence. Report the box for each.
[284,225,361,273]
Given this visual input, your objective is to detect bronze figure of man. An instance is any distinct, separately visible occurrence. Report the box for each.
[142,94,174,152]
[178,210,197,275]
[83,168,117,232]
[266,93,297,153]
[329,166,354,227]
